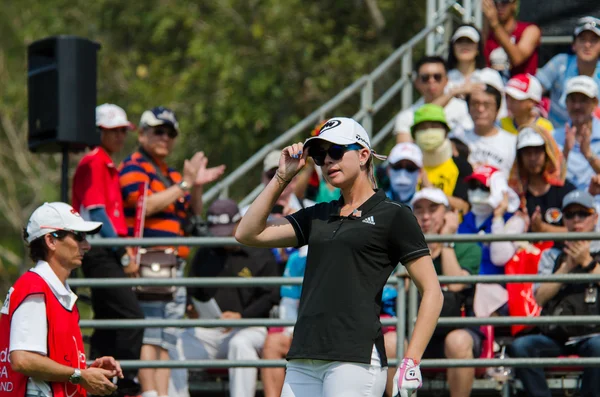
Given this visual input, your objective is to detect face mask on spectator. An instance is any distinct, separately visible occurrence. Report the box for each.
[389,168,419,201]
[415,128,446,151]
[468,188,493,217]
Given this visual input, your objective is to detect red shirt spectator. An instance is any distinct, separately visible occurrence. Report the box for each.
[73,146,128,236]
[482,0,540,78]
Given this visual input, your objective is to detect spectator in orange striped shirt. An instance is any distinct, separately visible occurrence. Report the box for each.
[118,106,225,397]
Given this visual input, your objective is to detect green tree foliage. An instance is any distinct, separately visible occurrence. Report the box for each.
[0,0,425,287]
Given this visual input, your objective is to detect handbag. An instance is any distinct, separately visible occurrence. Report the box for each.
[421,289,467,339]
[136,248,179,301]
[539,252,600,342]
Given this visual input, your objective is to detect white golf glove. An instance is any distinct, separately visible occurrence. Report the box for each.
[392,358,422,397]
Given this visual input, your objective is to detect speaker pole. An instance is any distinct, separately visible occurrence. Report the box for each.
[61,145,69,203]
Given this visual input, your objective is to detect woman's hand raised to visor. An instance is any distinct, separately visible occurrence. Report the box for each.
[277,143,308,182]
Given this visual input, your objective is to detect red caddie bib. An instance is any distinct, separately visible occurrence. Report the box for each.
[0,271,87,397]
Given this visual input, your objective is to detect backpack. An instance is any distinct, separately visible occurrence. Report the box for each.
[539,252,600,343]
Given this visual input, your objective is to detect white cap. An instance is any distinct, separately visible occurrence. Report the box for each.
[505,74,543,102]
[263,150,281,172]
[410,187,449,207]
[451,26,480,43]
[517,127,545,150]
[387,143,423,168]
[574,16,600,38]
[565,75,599,99]
[25,202,102,243]
[96,104,134,130]
[304,117,387,160]
[472,68,505,92]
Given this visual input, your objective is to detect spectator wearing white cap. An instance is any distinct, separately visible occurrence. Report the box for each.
[536,16,600,128]
[553,76,600,198]
[385,142,423,206]
[509,125,575,233]
[446,24,487,87]
[408,188,482,397]
[500,74,554,135]
[454,72,517,176]
[71,104,144,396]
[394,56,473,143]
[0,202,124,397]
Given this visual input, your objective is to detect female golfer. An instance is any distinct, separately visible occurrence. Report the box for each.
[236,117,443,397]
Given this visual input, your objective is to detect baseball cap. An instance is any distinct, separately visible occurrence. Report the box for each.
[304,117,387,160]
[140,106,180,132]
[263,150,281,172]
[207,199,242,237]
[411,104,449,134]
[574,16,600,38]
[562,190,596,211]
[464,165,500,187]
[565,76,599,99]
[472,68,504,92]
[25,202,102,243]
[505,74,543,102]
[517,127,545,150]
[96,104,134,130]
[451,26,480,43]
[410,187,449,207]
[387,142,423,168]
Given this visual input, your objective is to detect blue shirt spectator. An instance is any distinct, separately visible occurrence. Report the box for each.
[537,54,600,128]
[554,116,600,195]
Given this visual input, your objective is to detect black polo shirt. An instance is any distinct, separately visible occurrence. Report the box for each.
[285,189,429,366]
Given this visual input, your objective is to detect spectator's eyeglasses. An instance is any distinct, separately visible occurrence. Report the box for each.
[389,162,420,173]
[310,144,363,166]
[153,126,178,139]
[467,181,490,192]
[563,209,595,220]
[418,73,443,83]
[50,230,87,242]
[494,0,515,4]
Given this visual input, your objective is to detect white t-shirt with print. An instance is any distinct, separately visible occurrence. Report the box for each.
[394,97,473,136]
[460,127,517,176]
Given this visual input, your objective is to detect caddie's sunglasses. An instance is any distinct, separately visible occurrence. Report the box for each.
[419,73,443,84]
[153,126,178,139]
[51,230,87,242]
[310,144,363,166]
[563,209,595,220]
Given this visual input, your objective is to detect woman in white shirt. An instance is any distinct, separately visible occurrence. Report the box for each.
[446,24,486,89]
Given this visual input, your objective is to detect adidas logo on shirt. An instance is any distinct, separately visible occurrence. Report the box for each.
[362,216,375,225]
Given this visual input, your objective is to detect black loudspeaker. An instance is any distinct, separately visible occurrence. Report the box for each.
[28,36,101,153]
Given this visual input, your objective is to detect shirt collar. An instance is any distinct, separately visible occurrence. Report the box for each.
[30,260,78,310]
[330,189,387,218]
[92,146,115,168]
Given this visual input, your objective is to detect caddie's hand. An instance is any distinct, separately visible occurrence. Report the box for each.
[392,358,422,397]
[90,356,124,379]
[278,143,307,182]
[81,367,118,396]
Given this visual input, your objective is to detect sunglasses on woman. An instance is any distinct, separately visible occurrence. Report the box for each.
[310,144,363,166]
[51,230,88,242]
[563,209,595,220]
[152,126,178,139]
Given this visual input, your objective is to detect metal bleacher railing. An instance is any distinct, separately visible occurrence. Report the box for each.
[74,232,600,376]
